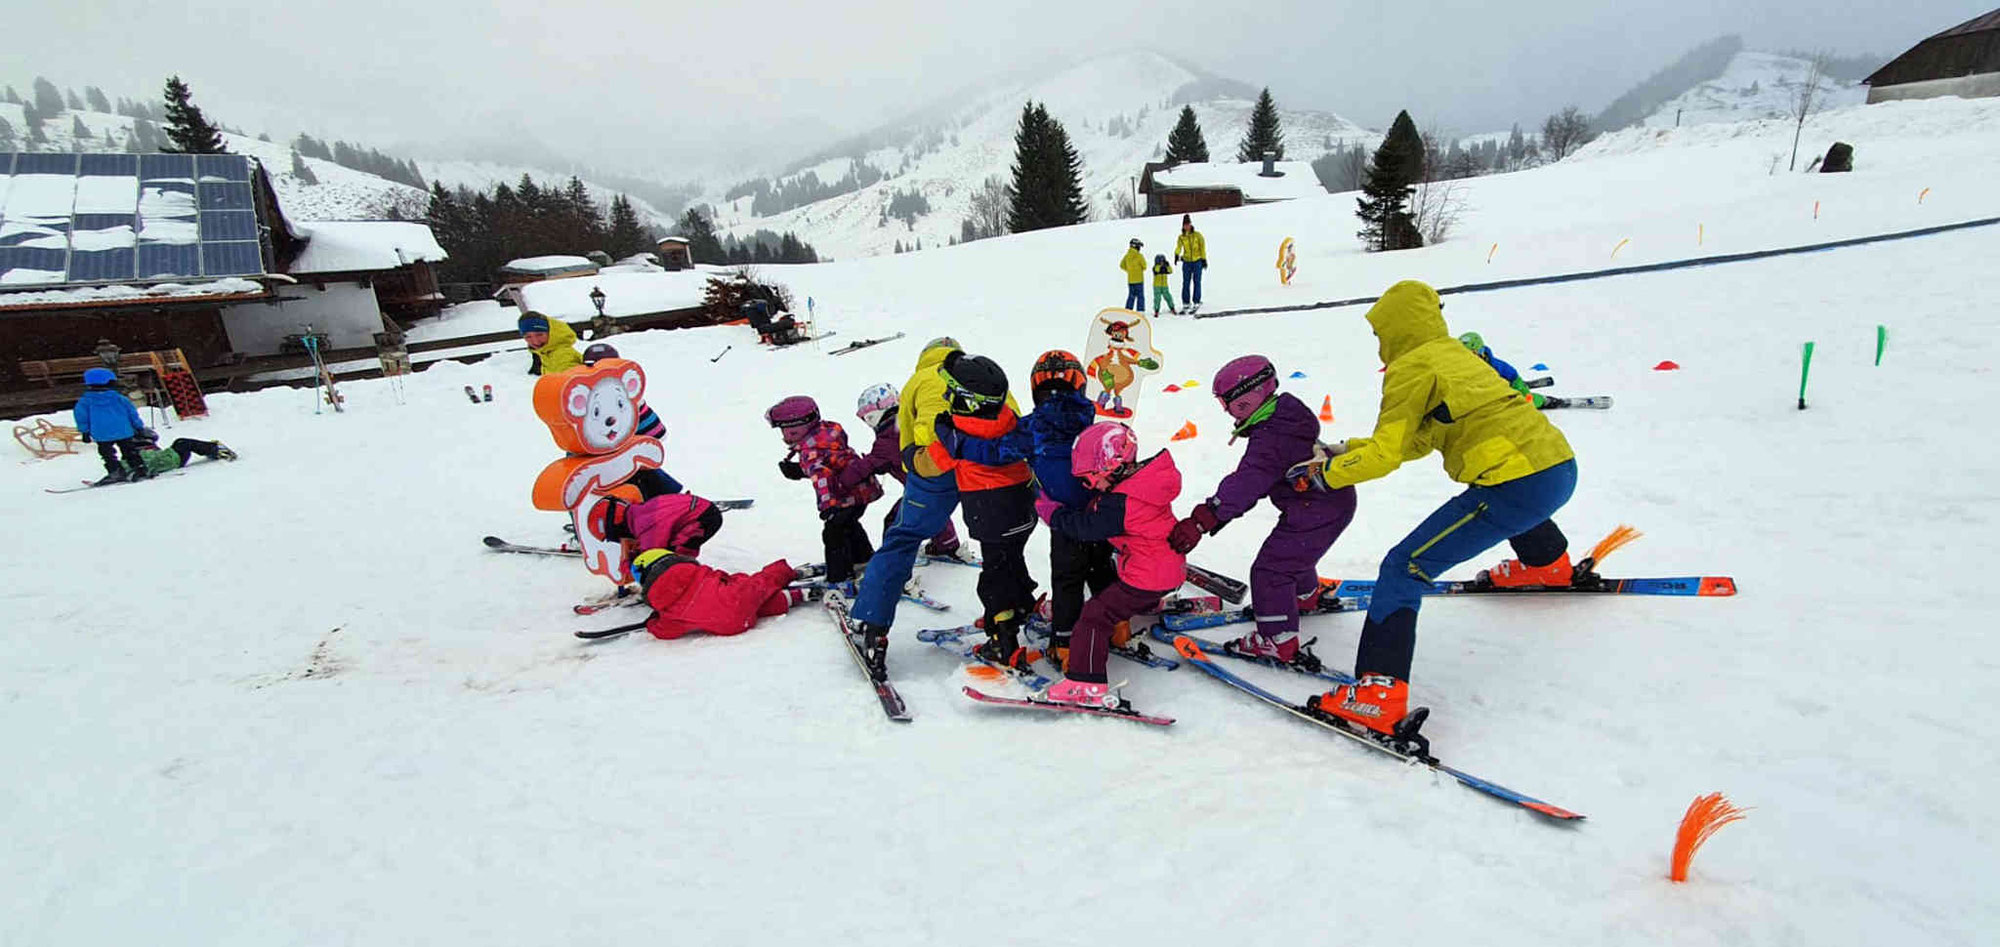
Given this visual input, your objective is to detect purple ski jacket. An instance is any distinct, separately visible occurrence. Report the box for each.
[838,418,907,492]
[1207,392,1349,528]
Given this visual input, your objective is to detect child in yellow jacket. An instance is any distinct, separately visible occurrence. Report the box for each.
[1151,254,1178,317]
[1120,239,1146,311]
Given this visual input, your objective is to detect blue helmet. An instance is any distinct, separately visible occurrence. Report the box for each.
[83,367,115,386]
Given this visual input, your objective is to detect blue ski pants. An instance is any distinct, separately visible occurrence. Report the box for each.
[852,470,960,627]
[1124,283,1144,311]
[1181,260,1204,305]
[1356,460,1577,679]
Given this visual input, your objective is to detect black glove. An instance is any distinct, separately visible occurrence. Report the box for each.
[779,459,805,480]
[80,433,92,444]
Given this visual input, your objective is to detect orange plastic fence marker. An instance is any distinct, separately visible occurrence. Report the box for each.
[1670,792,1749,882]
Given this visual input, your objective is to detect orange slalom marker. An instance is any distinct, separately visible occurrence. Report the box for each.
[1654,360,1681,371]
[1163,384,1182,393]
[1170,422,1198,442]
[1670,792,1750,882]
[1318,395,1335,422]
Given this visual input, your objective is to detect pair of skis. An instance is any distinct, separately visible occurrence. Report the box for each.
[463,385,493,404]
[829,332,906,356]
[45,471,184,495]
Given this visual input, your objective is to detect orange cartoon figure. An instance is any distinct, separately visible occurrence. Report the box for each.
[530,358,667,580]
[1082,308,1162,420]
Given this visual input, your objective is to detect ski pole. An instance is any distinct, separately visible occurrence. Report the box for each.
[1797,341,1815,410]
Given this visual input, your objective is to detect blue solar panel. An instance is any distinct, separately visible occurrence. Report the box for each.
[0,246,68,280]
[0,219,69,247]
[139,153,194,181]
[200,240,263,276]
[69,248,136,281]
[78,153,138,177]
[198,181,252,211]
[138,242,202,279]
[198,210,257,240]
[196,154,251,182]
[13,153,78,175]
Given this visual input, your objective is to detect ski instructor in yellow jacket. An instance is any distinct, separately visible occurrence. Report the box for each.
[1288,280,1579,737]
[1174,215,1206,309]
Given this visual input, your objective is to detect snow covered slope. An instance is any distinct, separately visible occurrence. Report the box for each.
[1640,51,1868,129]
[710,50,1372,260]
[5,95,1999,945]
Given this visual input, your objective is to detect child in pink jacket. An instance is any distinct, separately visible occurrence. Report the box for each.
[767,395,883,584]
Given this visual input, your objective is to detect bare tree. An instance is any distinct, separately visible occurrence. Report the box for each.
[1410,125,1468,244]
[1110,189,1139,220]
[1788,52,1830,171]
[1540,106,1593,161]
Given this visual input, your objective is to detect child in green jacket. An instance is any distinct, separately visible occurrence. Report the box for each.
[132,428,239,475]
[1151,254,1178,317]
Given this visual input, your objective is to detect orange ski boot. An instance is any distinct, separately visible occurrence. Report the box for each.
[1483,552,1573,588]
[1311,674,1410,736]
[1109,619,1134,647]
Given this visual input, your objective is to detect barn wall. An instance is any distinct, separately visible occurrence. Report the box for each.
[0,306,231,388]
[223,281,383,355]
[1867,71,2000,103]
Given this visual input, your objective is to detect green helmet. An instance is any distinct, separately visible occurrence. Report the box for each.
[923,336,961,353]
[1457,331,1485,353]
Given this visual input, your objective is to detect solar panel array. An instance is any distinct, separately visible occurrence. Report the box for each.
[0,153,267,287]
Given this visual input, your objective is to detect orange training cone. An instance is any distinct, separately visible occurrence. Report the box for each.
[1318,396,1334,422]
[1170,421,1198,442]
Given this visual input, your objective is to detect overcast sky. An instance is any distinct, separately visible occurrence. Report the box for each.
[2,0,1981,182]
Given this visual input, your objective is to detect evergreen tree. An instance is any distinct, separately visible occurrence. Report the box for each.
[675,207,724,264]
[66,88,84,111]
[0,118,14,151]
[605,195,648,258]
[103,129,118,149]
[1235,87,1286,162]
[72,115,90,139]
[1164,105,1210,164]
[25,108,48,149]
[160,76,227,154]
[86,86,111,113]
[1506,123,1526,167]
[1354,110,1425,252]
[1006,102,1088,233]
[563,176,602,249]
[2,86,20,105]
[291,148,319,184]
[33,78,62,115]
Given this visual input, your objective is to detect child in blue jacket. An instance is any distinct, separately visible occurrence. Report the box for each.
[1022,350,1117,664]
[72,368,150,484]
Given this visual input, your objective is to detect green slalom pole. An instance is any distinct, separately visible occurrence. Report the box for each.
[1875,325,1888,367]
[1798,341,1816,410]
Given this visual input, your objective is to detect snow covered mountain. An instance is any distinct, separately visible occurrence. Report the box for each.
[1639,51,1867,129]
[708,50,1374,260]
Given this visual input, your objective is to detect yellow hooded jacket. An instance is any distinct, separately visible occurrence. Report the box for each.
[1120,248,1146,283]
[530,318,585,375]
[899,340,1020,478]
[1319,280,1573,490]
[1175,230,1206,263]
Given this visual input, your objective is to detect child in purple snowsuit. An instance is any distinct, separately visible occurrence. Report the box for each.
[1169,355,1356,663]
[839,383,963,557]
[768,395,883,584]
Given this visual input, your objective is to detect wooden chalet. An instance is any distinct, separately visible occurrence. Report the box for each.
[1865,8,2000,103]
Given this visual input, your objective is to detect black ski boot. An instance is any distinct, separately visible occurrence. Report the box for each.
[855,620,890,680]
[93,469,128,486]
[973,614,1033,670]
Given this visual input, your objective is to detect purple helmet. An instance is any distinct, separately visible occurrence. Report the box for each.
[1213,355,1278,422]
[764,395,820,444]
[1072,421,1139,490]
[582,342,620,364]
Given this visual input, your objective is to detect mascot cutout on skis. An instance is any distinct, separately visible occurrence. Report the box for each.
[1083,308,1163,419]
[530,359,667,581]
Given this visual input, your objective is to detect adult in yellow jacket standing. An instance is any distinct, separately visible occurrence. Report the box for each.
[1120,239,1146,311]
[1289,280,1579,736]
[518,312,584,376]
[1173,215,1207,309]
[850,336,1009,678]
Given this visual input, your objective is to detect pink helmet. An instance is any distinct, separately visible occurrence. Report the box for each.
[1213,354,1278,422]
[1072,421,1139,490]
[765,395,820,444]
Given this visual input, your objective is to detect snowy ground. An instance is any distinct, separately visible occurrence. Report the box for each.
[5,96,1998,944]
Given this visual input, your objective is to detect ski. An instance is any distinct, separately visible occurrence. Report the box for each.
[1021,616,1179,670]
[1540,396,1612,410]
[574,585,641,615]
[916,626,1054,689]
[713,498,756,511]
[1149,625,1351,683]
[1168,636,1581,821]
[45,472,183,494]
[825,591,911,722]
[483,535,582,558]
[1183,562,1248,604]
[463,385,480,404]
[960,685,1174,726]
[790,578,950,612]
[575,619,648,640]
[830,331,907,356]
[917,550,982,568]
[1524,376,1554,389]
[1331,571,1738,598]
[482,384,493,402]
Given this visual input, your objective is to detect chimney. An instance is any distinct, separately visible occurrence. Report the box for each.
[1261,151,1277,177]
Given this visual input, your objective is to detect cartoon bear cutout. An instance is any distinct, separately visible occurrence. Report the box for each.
[530,358,666,581]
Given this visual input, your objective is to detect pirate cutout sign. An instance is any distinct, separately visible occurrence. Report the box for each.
[530,358,667,580]
[1082,307,1163,419]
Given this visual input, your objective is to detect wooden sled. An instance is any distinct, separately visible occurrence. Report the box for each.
[14,419,84,459]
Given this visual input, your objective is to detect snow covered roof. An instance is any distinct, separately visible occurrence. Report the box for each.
[513,269,709,321]
[1148,161,1326,202]
[499,255,598,276]
[0,276,267,312]
[289,221,447,275]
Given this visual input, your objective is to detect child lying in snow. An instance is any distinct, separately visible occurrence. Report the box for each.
[632,549,809,640]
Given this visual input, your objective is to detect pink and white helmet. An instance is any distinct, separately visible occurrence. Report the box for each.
[855,383,899,431]
[1072,421,1139,490]
[1213,354,1278,422]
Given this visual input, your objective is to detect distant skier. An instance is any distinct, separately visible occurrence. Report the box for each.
[922,353,1039,668]
[1168,355,1357,665]
[630,548,812,641]
[518,312,584,376]
[1151,254,1179,317]
[1288,280,1578,736]
[840,382,965,559]
[849,337,976,679]
[1037,422,1186,708]
[72,367,149,484]
[744,300,805,346]
[1458,331,1546,408]
[130,428,238,476]
[1022,350,1116,666]
[583,342,684,496]
[1120,238,1146,311]
[1174,215,1206,309]
[767,395,883,586]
